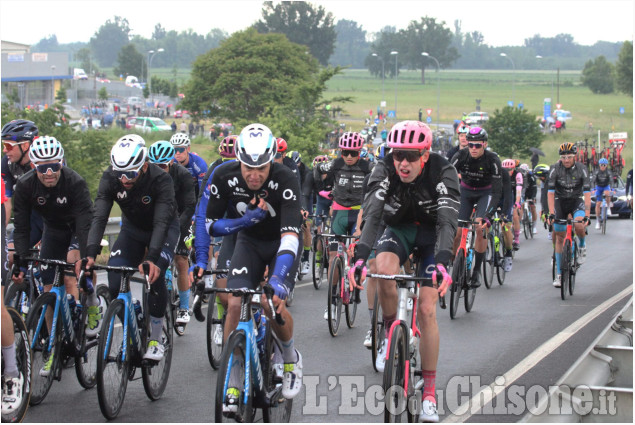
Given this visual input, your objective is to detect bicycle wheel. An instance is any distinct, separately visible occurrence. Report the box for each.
[483,233,495,289]
[551,248,556,282]
[311,236,325,290]
[450,251,465,319]
[214,330,253,423]
[326,256,343,337]
[345,286,358,329]
[464,279,477,313]
[207,294,225,370]
[371,291,384,372]
[602,205,607,234]
[4,281,30,321]
[522,213,530,240]
[96,299,129,420]
[569,241,577,296]
[74,292,102,389]
[383,324,409,422]
[142,303,173,400]
[496,235,506,285]
[262,326,292,423]
[25,292,60,406]
[560,241,571,301]
[1,307,31,423]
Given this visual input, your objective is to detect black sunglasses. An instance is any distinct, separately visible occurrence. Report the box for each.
[174,147,187,153]
[35,162,63,174]
[392,150,422,163]
[341,149,359,158]
[114,169,141,181]
[468,142,484,149]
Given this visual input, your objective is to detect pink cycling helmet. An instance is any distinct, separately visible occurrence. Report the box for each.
[501,158,516,169]
[387,120,432,150]
[338,132,364,150]
[218,135,237,159]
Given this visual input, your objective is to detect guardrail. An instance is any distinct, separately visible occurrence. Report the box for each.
[521,296,633,423]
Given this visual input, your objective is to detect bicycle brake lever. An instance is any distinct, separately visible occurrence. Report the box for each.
[264,286,285,326]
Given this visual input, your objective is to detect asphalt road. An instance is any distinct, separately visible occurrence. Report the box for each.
[23,218,633,423]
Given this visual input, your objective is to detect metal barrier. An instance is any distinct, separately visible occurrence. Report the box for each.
[521,296,633,423]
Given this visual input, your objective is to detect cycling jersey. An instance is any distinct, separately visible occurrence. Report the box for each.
[12,167,93,261]
[313,157,372,208]
[180,152,208,197]
[1,155,31,197]
[206,161,302,241]
[282,157,301,187]
[357,152,460,266]
[450,149,502,219]
[547,161,591,199]
[86,163,177,263]
[523,171,537,199]
[511,169,524,203]
[168,162,196,248]
[497,170,512,218]
[593,168,613,188]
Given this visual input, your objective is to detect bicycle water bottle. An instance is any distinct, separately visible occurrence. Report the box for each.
[84,275,95,295]
[165,268,173,291]
[132,298,144,327]
[466,249,473,273]
[67,294,81,329]
[33,268,44,293]
[253,309,267,358]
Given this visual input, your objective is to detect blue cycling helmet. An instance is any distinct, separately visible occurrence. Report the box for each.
[148,140,175,164]
[360,147,368,159]
[599,158,608,165]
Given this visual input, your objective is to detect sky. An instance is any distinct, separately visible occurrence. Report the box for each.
[0,0,633,47]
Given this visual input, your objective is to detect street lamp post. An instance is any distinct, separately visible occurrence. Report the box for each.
[500,52,515,106]
[148,48,164,105]
[421,52,440,130]
[50,65,56,105]
[391,51,398,118]
[371,53,385,112]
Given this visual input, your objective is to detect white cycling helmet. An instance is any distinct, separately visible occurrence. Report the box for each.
[236,123,276,167]
[110,134,147,171]
[519,163,530,172]
[29,136,64,163]
[170,132,190,147]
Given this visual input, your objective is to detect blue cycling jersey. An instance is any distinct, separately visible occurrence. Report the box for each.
[182,153,208,195]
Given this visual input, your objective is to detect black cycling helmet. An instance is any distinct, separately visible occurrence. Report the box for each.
[466,126,488,142]
[533,164,550,178]
[558,142,577,155]
[1,119,39,142]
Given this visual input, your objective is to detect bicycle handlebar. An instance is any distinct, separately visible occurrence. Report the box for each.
[209,285,285,326]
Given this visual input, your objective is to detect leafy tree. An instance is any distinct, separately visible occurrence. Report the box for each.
[365,30,403,78]
[581,56,615,94]
[98,87,108,101]
[113,44,144,78]
[330,19,369,68]
[32,35,59,53]
[55,86,68,103]
[152,23,167,40]
[615,41,633,97]
[255,1,336,66]
[485,106,543,158]
[90,16,131,67]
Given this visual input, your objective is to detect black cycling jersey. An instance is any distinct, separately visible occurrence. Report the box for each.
[523,171,537,199]
[499,170,512,215]
[87,163,177,262]
[547,161,591,199]
[281,156,301,187]
[12,167,93,259]
[206,161,302,241]
[168,162,196,232]
[445,145,464,161]
[593,168,614,187]
[314,157,372,207]
[358,152,460,266]
[450,149,502,218]
[200,158,225,202]
[1,155,32,197]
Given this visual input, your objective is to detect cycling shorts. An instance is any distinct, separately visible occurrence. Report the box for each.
[216,232,237,278]
[458,186,492,222]
[594,185,611,200]
[330,209,359,251]
[553,197,586,232]
[375,223,436,288]
[315,197,332,226]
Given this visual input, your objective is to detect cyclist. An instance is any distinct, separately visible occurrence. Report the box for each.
[533,164,551,239]
[288,151,313,276]
[311,155,333,273]
[147,141,196,329]
[313,132,372,319]
[170,132,208,198]
[78,135,180,362]
[450,127,502,288]
[274,138,300,184]
[1,120,43,259]
[546,142,591,287]
[349,120,459,422]
[2,178,23,415]
[446,123,469,160]
[592,158,613,229]
[500,159,521,270]
[206,123,304,404]
[520,163,539,234]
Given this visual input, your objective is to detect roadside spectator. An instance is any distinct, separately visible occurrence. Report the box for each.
[80,116,87,132]
[180,121,187,133]
[171,121,177,132]
[209,126,217,141]
[188,122,194,137]
[87,116,92,128]
[531,152,540,170]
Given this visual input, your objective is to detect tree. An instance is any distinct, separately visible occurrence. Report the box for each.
[76,48,96,75]
[90,16,131,67]
[485,106,543,158]
[113,44,144,79]
[32,35,59,52]
[330,19,369,67]
[615,41,633,97]
[55,86,67,103]
[255,1,336,66]
[98,87,108,101]
[366,30,403,78]
[581,56,615,94]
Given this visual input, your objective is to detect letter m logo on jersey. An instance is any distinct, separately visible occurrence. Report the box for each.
[268,181,279,190]
[228,177,239,188]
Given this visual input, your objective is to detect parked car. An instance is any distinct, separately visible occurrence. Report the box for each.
[590,175,632,219]
[555,110,572,122]
[132,117,172,133]
[174,110,189,118]
[465,111,489,126]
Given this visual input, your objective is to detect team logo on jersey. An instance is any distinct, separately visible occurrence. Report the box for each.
[436,182,448,195]
[37,197,46,205]
[259,189,269,199]
[110,249,122,257]
[228,177,239,188]
[232,267,248,275]
[117,191,127,199]
[56,197,67,204]
[268,180,279,190]
[142,195,152,204]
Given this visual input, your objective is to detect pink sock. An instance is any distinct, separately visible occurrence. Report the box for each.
[422,369,436,402]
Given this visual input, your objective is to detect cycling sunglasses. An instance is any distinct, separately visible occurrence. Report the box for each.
[2,140,28,151]
[341,149,359,158]
[114,169,141,181]
[35,162,63,174]
[174,147,187,153]
[392,150,422,162]
[468,142,484,149]
[559,154,575,160]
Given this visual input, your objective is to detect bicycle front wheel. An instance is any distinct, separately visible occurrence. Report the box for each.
[450,251,465,319]
[345,286,358,329]
[560,241,571,301]
[483,233,495,289]
[602,206,607,234]
[326,256,343,337]
[1,307,31,423]
[569,241,578,296]
[207,294,225,370]
[142,303,173,400]
[262,327,292,423]
[215,330,253,423]
[383,324,409,422]
[496,236,506,285]
[96,299,129,420]
[311,236,325,290]
[371,291,384,372]
[25,292,60,406]
[4,281,30,321]
[74,289,105,389]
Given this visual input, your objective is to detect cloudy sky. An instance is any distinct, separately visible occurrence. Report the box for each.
[0,0,632,47]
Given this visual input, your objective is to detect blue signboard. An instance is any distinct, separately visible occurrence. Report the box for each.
[374,118,380,124]
[619,107,625,114]
[426,116,432,123]
[507,101,514,107]
[387,110,396,118]
[543,98,552,120]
